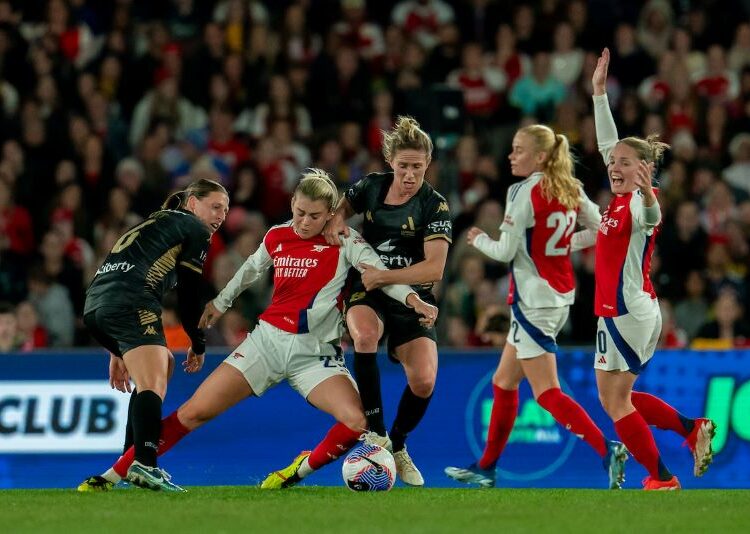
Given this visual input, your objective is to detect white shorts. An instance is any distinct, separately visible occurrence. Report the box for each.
[224,320,356,398]
[508,302,569,359]
[594,312,662,374]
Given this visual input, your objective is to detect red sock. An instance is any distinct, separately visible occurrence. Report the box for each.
[537,388,607,457]
[308,423,362,470]
[631,391,692,438]
[113,411,191,477]
[477,386,519,470]
[614,411,670,480]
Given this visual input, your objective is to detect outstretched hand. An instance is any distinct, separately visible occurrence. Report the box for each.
[634,160,656,200]
[407,294,439,328]
[183,347,205,373]
[466,226,487,246]
[108,353,132,393]
[592,47,609,96]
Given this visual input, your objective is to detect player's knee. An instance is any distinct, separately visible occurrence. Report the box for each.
[598,391,628,420]
[177,401,213,430]
[336,404,367,432]
[493,367,521,390]
[408,376,435,398]
[352,329,380,352]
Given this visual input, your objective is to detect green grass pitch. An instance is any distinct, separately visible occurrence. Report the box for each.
[2,487,749,533]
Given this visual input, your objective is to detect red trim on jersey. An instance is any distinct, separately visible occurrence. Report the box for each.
[527,184,576,294]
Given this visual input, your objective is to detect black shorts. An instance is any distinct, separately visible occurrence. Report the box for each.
[345,279,437,362]
[84,305,166,358]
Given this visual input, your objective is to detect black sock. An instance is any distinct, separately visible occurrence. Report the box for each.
[353,352,386,435]
[132,390,162,467]
[390,386,432,452]
[123,388,137,453]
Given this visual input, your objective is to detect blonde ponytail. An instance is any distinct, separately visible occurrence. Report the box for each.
[518,126,582,210]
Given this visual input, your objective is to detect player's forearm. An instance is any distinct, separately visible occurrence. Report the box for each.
[335,197,355,220]
[473,232,519,263]
[214,257,265,312]
[380,283,416,306]
[176,267,208,354]
[593,93,618,161]
[571,229,597,251]
[379,258,445,286]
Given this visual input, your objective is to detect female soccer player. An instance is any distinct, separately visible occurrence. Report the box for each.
[445,123,629,489]
[590,48,715,490]
[323,116,452,486]
[80,178,229,492]
[79,170,437,490]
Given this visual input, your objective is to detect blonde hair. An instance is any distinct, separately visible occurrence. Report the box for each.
[295,168,339,211]
[618,134,670,164]
[161,178,228,210]
[518,125,581,210]
[382,116,433,163]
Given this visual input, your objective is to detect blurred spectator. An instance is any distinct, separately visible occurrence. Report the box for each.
[26,265,74,347]
[15,299,47,351]
[0,176,33,256]
[693,289,750,348]
[674,270,710,340]
[509,52,566,122]
[333,0,383,64]
[659,201,708,297]
[723,133,750,196]
[423,23,462,84]
[550,22,583,87]
[659,300,688,348]
[447,41,506,126]
[671,27,705,80]
[728,22,750,72]
[250,74,312,140]
[129,72,207,148]
[610,23,654,91]
[694,45,739,103]
[488,23,528,90]
[391,0,455,51]
[636,0,674,60]
[0,301,20,351]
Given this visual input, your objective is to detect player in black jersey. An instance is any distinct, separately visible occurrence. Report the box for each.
[78,178,229,493]
[324,117,451,486]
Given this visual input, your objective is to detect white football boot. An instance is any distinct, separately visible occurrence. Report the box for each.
[393,446,424,487]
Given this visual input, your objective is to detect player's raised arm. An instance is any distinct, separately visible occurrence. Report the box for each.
[592,48,619,163]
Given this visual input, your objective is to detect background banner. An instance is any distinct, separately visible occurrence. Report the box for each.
[1,349,748,489]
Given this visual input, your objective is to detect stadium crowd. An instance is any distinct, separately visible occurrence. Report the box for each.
[0,0,749,352]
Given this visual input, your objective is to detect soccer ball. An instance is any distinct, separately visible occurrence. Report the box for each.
[342,443,396,492]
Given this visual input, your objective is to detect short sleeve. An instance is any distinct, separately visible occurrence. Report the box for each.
[344,175,372,214]
[178,216,211,274]
[424,194,452,243]
[500,183,533,237]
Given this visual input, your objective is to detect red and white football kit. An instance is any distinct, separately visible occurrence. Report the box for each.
[473,173,600,358]
[593,93,662,374]
[213,223,415,397]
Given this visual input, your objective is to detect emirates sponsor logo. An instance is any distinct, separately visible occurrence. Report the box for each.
[274,255,319,278]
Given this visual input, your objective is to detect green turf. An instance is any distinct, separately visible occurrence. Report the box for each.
[1,487,749,533]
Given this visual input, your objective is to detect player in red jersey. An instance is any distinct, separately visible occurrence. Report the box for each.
[446,124,628,489]
[77,169,437,491]
[590,48,716,491]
